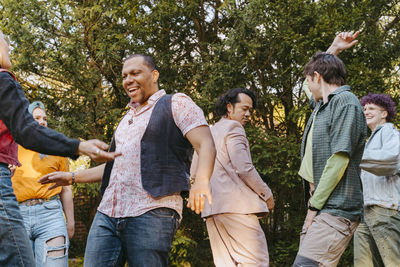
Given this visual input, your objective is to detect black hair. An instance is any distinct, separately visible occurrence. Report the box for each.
[124,54,158,71]
[215,88,257,116]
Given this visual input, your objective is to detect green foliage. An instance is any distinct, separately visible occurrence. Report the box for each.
[169,204,214,266]
[169,229,198,267]
[1,0,399,265]
[269,240,300,267]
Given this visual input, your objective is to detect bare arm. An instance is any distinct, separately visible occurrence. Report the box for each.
[60,186,75,239]
[38,164,106,189]
[186,125,216,214]
[302,31,360,104]
[326,31,359,55]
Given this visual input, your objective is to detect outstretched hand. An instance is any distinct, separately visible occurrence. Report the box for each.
[38,171,73,190]
[78,139,121,163]
[327,31,360,55]
[187,179,212,214]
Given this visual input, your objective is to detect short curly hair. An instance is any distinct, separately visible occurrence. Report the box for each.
[361,93,396,122]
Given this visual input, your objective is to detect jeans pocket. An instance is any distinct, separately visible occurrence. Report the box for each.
[149,208,180,235]
[368,205,398,217]
[43,200,61,210]
[319,215,352,254]
[149,208,177,219]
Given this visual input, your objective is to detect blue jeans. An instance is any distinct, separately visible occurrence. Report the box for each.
[19,198,69,267]
[0,163,35,266]
[354,205,400,267]
[84,208,180,267]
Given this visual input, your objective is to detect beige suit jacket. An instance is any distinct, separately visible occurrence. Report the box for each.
[191,118,272,218]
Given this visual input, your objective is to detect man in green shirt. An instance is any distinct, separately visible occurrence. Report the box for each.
[293,32,367,267]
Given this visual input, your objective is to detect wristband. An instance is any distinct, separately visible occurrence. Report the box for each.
[308,205,320,212]
[308,200,320,212]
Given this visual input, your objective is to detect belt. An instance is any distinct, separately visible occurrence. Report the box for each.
[19,194,60,206]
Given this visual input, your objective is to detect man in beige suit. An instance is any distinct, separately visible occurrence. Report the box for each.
[191,88,274,266]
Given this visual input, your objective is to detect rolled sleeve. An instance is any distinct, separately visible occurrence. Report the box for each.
[330,104,365,157]
[171,93,208,136]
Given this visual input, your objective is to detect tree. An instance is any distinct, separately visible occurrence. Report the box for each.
[1,0,399,265]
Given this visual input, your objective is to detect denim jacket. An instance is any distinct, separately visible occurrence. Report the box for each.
[360,123,400,211]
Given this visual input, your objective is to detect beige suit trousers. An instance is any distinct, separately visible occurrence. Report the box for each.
[206,213,269,267]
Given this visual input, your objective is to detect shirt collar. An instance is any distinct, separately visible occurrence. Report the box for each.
[373,122,392,133]
[327,85,350,101]
[129,89,166,110]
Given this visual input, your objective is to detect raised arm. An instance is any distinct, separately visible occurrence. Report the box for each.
[326,31,359,55]
[302,31,360,103]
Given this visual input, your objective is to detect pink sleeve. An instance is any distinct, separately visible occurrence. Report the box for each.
[171,93,208,136]
[225,122,273,201]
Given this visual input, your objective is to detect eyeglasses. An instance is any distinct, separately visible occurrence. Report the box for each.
[363,106,386,112]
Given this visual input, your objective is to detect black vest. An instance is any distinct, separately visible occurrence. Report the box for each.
[100,94,193,197]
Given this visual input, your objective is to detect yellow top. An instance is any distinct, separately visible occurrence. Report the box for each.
[298,114,315,183]
[12,145,68,202]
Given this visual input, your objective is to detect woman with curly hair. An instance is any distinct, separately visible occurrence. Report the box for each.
[354,93,400,267]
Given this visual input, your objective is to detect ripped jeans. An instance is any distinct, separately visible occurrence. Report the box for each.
[19,198,69,267]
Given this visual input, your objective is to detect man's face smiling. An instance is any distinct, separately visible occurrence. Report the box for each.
[122,56,159,105]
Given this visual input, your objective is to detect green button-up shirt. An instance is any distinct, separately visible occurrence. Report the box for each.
[301,85,367,221]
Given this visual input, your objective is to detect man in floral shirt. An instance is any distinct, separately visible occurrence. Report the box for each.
[40,54,216,266]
